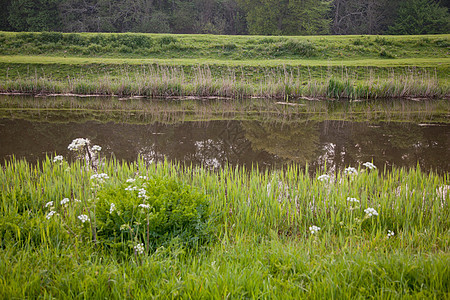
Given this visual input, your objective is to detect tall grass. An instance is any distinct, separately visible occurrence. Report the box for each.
[1,65,447,99]
[1,155,449,298]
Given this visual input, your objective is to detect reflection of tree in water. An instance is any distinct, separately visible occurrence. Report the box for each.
[1,118,448,174]
[242,121,320,165]
[311,121,448,172]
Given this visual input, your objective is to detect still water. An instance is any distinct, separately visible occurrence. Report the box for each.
[1,117,449,173]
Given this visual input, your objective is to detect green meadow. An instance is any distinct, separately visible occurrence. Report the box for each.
[0,32,449,99]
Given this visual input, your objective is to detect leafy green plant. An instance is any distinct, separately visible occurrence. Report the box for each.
[95,175,211,253]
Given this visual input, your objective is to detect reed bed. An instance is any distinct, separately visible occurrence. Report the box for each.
[1,154,449,298]
[1,65,447,100]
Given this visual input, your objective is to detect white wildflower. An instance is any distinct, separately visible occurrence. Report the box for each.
[90,173,109,183]
[134,243,145,255]
[309,225,321,235]
[138,176,148,180]
[91,145,102,152]
[363,162,377,170]
[137,188,147,199]
[60,198,70,205]
[347,197,360,203]
[364,207,379,217]
[110,203,116,214]
[344,167,358,175]
[45,201,54,208]
[53,155,63,163]
[317,174,330,182]
[139,203,150,209]
[46,210,56,219]
[387,230,395,238]
[68,138,90,151]
[126,178,136,183]
[78,214,90,223]
[74,199,81,203]
[125,185,137,191]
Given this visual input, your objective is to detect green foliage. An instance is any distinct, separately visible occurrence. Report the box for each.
[0,156,449,298]
[379,49,395,58]
[388,0,450,35]
[95,175,211,252]
[238,0,331,35]
[7,0,61,32]
[272,40,317,57]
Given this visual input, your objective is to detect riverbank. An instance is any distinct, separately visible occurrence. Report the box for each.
[0,32,448,99]
[1,157,448,298]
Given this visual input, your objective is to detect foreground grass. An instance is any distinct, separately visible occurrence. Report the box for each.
[0,32,448,99]
[1,157,449,298]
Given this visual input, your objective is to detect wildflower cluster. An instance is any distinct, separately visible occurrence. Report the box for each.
[109,203,116,214]
[134,243,145,255]
[344,167,358,176]
[91,145,102,152]
[363,162,377,170]
[138,203,150,209]
[60,198,70,206]
[68,138,90,151]
[387,230,395,238]
[347,197,360,203]
[309,225,321,235]
[53,155,64,163]
[317,174,330,182]
[78,214,90,223]
[91,173,109,183]
[46,210,56,220]
[364,207,379,217]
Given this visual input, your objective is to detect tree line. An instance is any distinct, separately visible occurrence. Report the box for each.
[1,0,448,35]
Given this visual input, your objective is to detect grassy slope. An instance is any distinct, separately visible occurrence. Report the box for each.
[0,32,448,98]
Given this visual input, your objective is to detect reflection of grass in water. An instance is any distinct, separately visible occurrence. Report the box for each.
[1,156,449,298]
[0,95,448,125]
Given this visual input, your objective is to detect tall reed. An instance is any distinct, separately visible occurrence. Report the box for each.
[1,65,447,99]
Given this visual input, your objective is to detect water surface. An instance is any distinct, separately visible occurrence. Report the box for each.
[1,117,448,173]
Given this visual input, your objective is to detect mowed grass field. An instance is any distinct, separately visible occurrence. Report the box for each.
[0,32,448,99]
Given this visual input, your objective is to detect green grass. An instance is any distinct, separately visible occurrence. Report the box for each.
[0,32,448,99]
[0,155,449,298]
[1,32,448,60]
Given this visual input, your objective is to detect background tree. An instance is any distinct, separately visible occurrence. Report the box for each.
[236,0,330,35]
[58,0,101,32]
[8,0,61,31]
[0,0,13,31]
[388,0,450,35]
[331,0,399,35]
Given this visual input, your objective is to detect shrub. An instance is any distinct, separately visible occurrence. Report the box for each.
[159,36,178,46]
[63,33,84,45]
[379,49,395,58]
[272,40,317,57]
[94,175,211,253]
[39,32,64,44]
[374,36,392,46]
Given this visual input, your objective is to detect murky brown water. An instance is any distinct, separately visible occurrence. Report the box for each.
[1,117,449,173]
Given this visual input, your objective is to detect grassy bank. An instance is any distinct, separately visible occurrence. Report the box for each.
[0,32,448,99]
[1,155,449,298]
